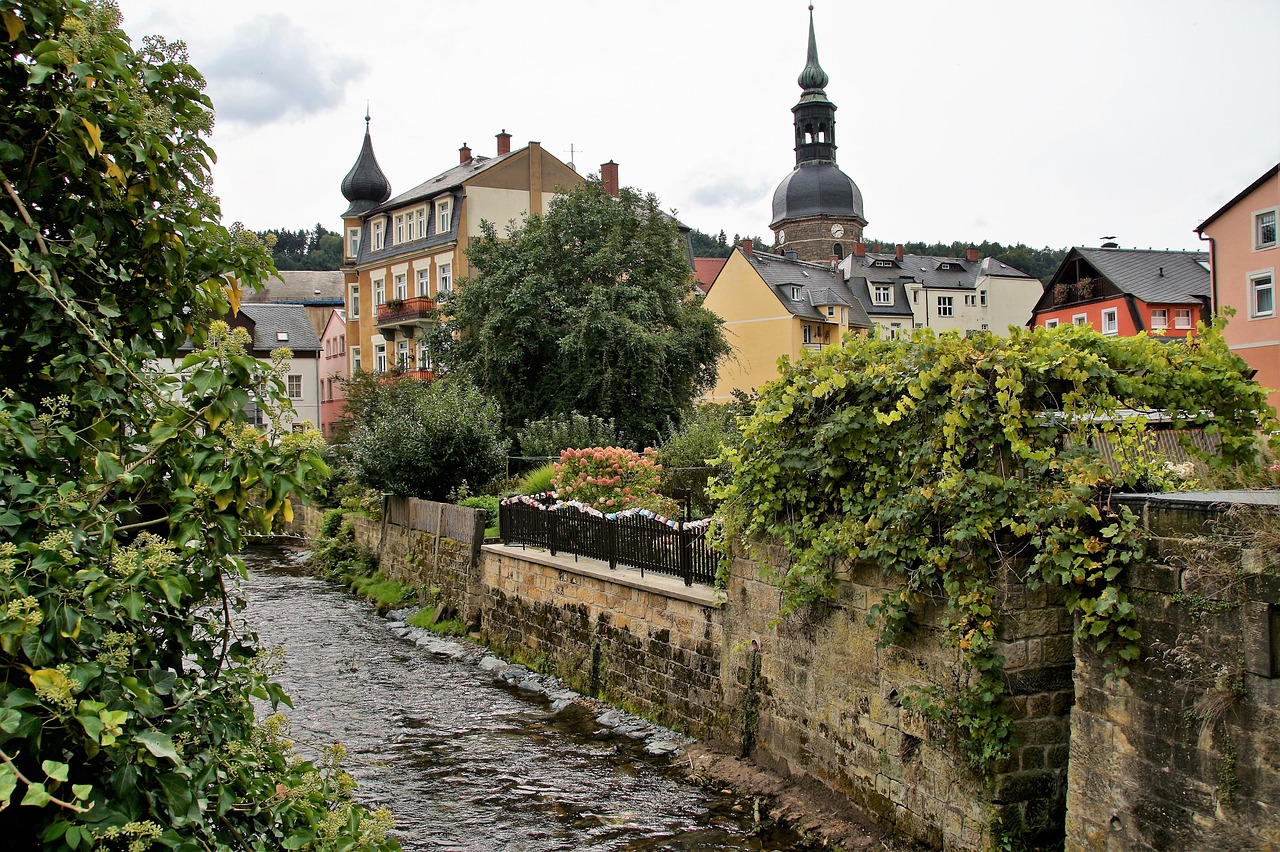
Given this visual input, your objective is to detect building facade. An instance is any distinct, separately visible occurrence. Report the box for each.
[1196,163,1279,412]
[1031,247,1210,339]
[318,308,347,439]
[339,120,585,382]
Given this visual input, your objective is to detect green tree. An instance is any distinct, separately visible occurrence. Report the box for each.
[441,178,732,447]
[0,2,394,845]
[349,377,509,500]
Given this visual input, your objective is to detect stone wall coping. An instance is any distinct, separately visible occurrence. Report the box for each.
[482,543,723,609]
[1116,490,1280,510]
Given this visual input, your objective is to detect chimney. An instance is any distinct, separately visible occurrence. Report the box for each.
[966,246,980,262]
[496,129,511,156]
[895,244,904,262]
[601,160,620,198]
[742,238,753,256]
[830,255,839,270]
[785,248,798,261]
[459,142,472,163]
[853,242,866,257]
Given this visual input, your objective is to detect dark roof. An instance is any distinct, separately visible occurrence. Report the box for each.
[237,303,321,353]
[771,162,865,228]
[1196,163,1279,233]
[1075,247,1210,304]
[845,252,1034,291]
[743,250,872,328]
[846,277,915,318]
[375,151,519,213]
[244,271,346,304]
[340,121,392,217]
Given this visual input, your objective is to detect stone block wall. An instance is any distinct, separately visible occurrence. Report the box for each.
[718,544,1076,850]
[480,545,726,739]
[1065,501,1280,850]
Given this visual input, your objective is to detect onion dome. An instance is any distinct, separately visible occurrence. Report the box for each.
[771,163,865,229]
[797,7,829,97]
[340,112,391,217]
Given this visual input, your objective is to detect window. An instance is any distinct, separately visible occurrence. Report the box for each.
[914,322,924,329]
[416,208,427,239]
[395,214,404,245]
[349,284,360,319]
[980,323,988,330]
[873,285,892,305]
[1257,209,1277,250]
[912,290,919,304]
[287,375,303,399]
[1175,309,1192,329]
[374,278,385,306]
[803,324,814,344]
[1150,308,1168,329]
[438,263,452,294]
[1101,308,1118,334]
[790,286,801,301]
[339,334,345,354]
[964,294,977,307]
[833,243,844,260]
[417,268,430,298]
[937,296,953,317]
[437,199,452,234]
[980,290,987,306]
[351,346,361,373]
[348,228,361,258]
[394,273,407,300]
[396,340,410,370]
[418,339,432,371]
[1045,318,1059,329]
[826,305,836,317]
[1073,313,1087,326]
[374,343,387,373]
[1250,273,1275,318]
[889,322,902,339]
[372,219,385,251]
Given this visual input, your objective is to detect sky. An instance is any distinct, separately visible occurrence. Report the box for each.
[112,0,1280,253]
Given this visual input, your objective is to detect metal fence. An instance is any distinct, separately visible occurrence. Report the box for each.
[499,499,717,587]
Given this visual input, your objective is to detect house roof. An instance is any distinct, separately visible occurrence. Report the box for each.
[742,249,872,327]
[1196,163,1280,233]
[846,252,1034,291]
[1074,247,1210,305]
[237,303,322,353]
[245,270,346,304]
[846,276,915,318]
[376,150,521,213]
[694,257,727,295]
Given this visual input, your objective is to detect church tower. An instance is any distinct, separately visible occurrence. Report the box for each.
[770,6,867,263]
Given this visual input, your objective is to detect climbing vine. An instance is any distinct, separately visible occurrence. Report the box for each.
[715,321,1276,773]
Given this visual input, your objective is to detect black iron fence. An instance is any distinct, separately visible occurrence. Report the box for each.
[499,497,717,587]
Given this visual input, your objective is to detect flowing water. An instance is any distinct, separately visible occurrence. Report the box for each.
[241,546,812,851]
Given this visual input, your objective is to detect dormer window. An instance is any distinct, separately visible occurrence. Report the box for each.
[873,285,892,305]
[873,260,895,268]
[437,198,453,234]
[790,286,801,301]
[938,262,956,270]
[276,332,289,342]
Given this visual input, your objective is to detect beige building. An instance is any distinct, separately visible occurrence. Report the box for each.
[1196,163,1279,412]
[338,121,585,379]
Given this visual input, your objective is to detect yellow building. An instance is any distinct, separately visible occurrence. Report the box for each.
[702,241,872,400]
[338,120,585,378]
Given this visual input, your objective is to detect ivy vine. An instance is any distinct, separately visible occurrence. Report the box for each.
[714,321,1276,773]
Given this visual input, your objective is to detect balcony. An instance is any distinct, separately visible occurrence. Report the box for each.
[375,296,436,334]
[377,368,435,384]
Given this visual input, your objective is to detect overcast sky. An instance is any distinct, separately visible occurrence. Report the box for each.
[113,0,1279,253]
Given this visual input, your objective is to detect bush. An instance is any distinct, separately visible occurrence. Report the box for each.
[553,446,677,515]
[350,378,510,500]
[517,411,621,457]
[458,495,500,525]
[515,461,558,495]
[657,402,746,517]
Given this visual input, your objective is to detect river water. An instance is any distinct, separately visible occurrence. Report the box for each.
[241,547,812,851]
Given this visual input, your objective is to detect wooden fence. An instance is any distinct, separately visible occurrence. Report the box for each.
[499,499,717,587]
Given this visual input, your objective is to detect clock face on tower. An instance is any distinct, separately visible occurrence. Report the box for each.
[778,229,786,244]
[830,223,845,238]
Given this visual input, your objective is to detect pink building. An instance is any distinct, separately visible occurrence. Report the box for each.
[319,308,347,439]
[1197,164,1279,413]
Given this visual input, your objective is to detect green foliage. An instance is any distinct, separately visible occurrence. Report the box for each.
[440,177,732,447]
[688,227,773,258]
[254,223,342,271]
[515,461,557,496]
[350,575,416,611]
[348,377,509,501]
[0,1,395,845]
[407,609,466,637]
[457,495,500,527]
[716,322,1276,774]
[553,447,675,514]
[516,410,620,458]
[657,400,750,517]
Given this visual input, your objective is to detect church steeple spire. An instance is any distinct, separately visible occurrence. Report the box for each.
[792,5,837,166]
[340,109,392,217]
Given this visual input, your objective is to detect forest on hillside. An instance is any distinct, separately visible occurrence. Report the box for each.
[255,224,343,270]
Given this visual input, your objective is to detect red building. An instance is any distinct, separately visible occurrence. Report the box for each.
[1030,246,1210,338]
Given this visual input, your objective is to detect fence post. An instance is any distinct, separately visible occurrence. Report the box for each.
[680,525,692,586]
[548,507,558,557]
[607,516,617,570]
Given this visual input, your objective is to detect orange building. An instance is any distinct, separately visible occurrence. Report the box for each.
[1030,246,1210,339]
[338,119,584,380]
[1196,163,1279,412]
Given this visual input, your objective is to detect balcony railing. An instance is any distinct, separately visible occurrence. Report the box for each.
[375,296,436,326]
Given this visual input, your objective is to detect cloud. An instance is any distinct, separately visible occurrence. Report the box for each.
[687,177,773,208]
[201,14,366,127]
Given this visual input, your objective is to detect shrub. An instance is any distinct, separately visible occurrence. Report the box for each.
[553,446,676,514]
[458,495,500,526]
[517,411,621,457]
[657,402,747,517]
[515,461,558,495]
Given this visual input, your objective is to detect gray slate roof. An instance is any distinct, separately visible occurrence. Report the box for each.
[744,251,872,328]
[237,303,321,353]
[848,252,1033,291]
[378,152,518,213]
[1075,247,1210,305]
[245,271,346,304]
